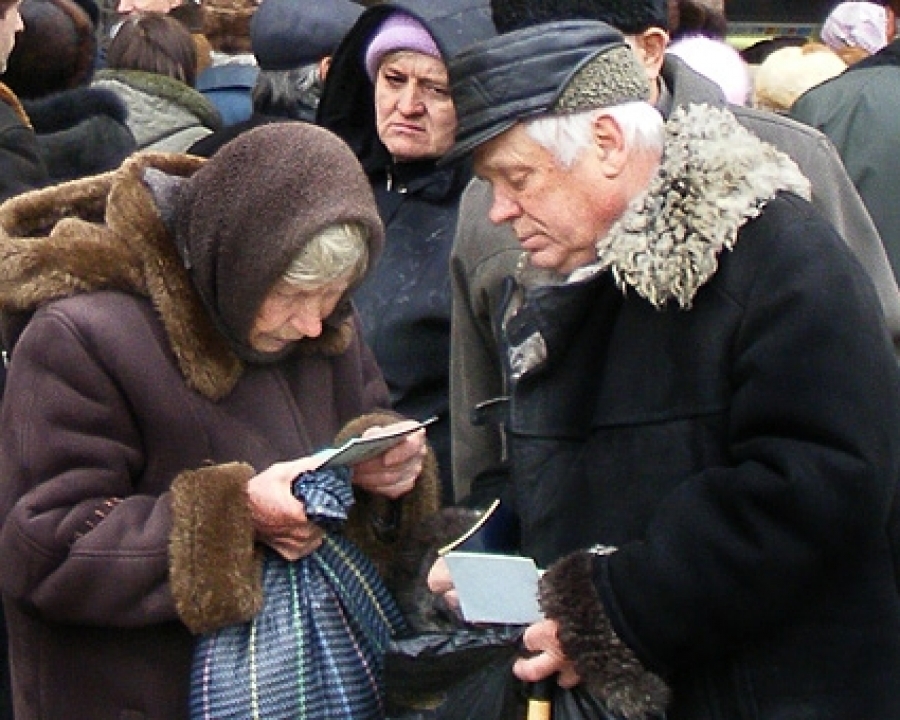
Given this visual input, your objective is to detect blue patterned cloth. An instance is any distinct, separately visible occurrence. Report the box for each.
[190,468,408,719]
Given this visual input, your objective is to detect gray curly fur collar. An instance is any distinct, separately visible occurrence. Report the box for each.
[526,104,811,308]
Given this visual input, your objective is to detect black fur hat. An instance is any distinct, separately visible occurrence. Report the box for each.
[490,0,668,34]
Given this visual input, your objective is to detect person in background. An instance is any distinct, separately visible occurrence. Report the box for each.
[792,0,900,285]
[110,0,210,74]
[667,33,751,105]
[0,122,439,720]
[429,20,900,718]
[669,0,727,40]
[93,12,222,151]
[2,0,135,184]
[448,0,900,504]
[753,43,847,114]
[195,0,258,125]
[317,0,495,503]
[820,0,896,64]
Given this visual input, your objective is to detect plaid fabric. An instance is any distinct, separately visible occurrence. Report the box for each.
[190,468,408,719]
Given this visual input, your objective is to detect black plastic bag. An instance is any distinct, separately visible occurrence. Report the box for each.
[384,626,632,720]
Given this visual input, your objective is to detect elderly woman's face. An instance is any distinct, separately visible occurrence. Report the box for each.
[374,50,457,162]
[249,276,351,353]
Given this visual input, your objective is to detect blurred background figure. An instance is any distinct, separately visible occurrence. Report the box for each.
[669,0,727,40]
[667,32,751,105]
[92,12,221,151]
[195,0,258,125]
[821,0,896,64]
[187,0,362,156]
[792,0,900,286]
[753,43,847,113]
[317,0,496,502]
[2,0,135,183]
[108,0,210,75]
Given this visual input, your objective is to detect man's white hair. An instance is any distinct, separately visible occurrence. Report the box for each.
[525,102,665,168]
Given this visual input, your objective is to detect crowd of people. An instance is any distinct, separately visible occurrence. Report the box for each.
[0,0,899,718]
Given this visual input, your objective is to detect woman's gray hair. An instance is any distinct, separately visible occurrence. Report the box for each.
[251,62,323,121]
[282,222,370,288]
[526,102,665,168]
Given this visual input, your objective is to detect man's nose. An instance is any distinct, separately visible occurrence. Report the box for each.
[489,192,520,225]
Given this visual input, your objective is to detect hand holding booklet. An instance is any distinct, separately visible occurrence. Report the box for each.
[314,416,438,469]
[439,499,543,625]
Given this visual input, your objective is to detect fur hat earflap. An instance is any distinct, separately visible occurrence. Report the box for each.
[202,0,258,53]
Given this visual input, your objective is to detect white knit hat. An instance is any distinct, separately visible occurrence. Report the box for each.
[821,1,891,55]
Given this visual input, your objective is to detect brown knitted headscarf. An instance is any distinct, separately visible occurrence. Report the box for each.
[173,123,384,363]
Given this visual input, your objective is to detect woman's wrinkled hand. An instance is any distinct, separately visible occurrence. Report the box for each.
[513,619,581,688]
[247,457,325,561]
[351,420,428,499]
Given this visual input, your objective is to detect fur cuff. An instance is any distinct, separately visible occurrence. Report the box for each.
[336,412,442,588]
[169,462,262,634]
[539,551,670,719]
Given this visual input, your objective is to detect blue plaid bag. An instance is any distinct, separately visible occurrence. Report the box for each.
[190,467,408,720]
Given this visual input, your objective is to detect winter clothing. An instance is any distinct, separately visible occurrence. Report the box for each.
[791,38,900,286]
[364,12,442,80]
[449,23,900,714]
[23,87,136,184]
[490,0,669,33]
[318,0,495,502]
[447,21,649,162]
[0,124,441,720]
[752,44,847,113]
[196,54,258,126]
[91,67,222,151]
[250,0,363,71]
[451,49,900,502]
[0,84,49,203]
[821,1,891,55]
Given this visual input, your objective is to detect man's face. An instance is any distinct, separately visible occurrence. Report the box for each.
[117,0,181,17]
[0,0,23,75]
[474,123,627,275]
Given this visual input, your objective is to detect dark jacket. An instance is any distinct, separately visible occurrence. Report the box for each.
[24,86,136,184]
[791,38,900,286]
[318,0,495,502]
[0,151,440,720]
[0,84,49,203]
[492,105,900,719]
[450,52,900,502]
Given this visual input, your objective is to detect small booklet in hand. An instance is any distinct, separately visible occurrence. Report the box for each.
[439,500,542,625]
[315,416,438,469]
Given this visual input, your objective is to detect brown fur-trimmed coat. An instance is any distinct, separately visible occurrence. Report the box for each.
[0,152,444,720]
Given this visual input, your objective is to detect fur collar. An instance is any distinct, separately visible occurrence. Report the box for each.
[0,152,353,400]
[524,104,811,308]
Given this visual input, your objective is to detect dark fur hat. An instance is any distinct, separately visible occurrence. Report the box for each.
[3,0,97,99]
[490,0,668,34]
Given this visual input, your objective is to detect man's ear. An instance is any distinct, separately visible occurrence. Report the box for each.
[628,28,669,85]
[591,113,628,176]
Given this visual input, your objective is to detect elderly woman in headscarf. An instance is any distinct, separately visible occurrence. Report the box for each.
[0,123,440,720]
[317,0,495,504]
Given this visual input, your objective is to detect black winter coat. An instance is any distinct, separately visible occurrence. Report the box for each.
[483,106,900,719]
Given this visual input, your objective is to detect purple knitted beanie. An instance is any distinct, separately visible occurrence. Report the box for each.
[364,12,442,81]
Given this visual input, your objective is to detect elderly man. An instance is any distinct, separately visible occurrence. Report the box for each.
[430,20,900,720]
[449,0,900,505]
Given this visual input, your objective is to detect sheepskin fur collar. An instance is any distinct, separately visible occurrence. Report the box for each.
[525,104,812,308]
[0,152,353,400]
